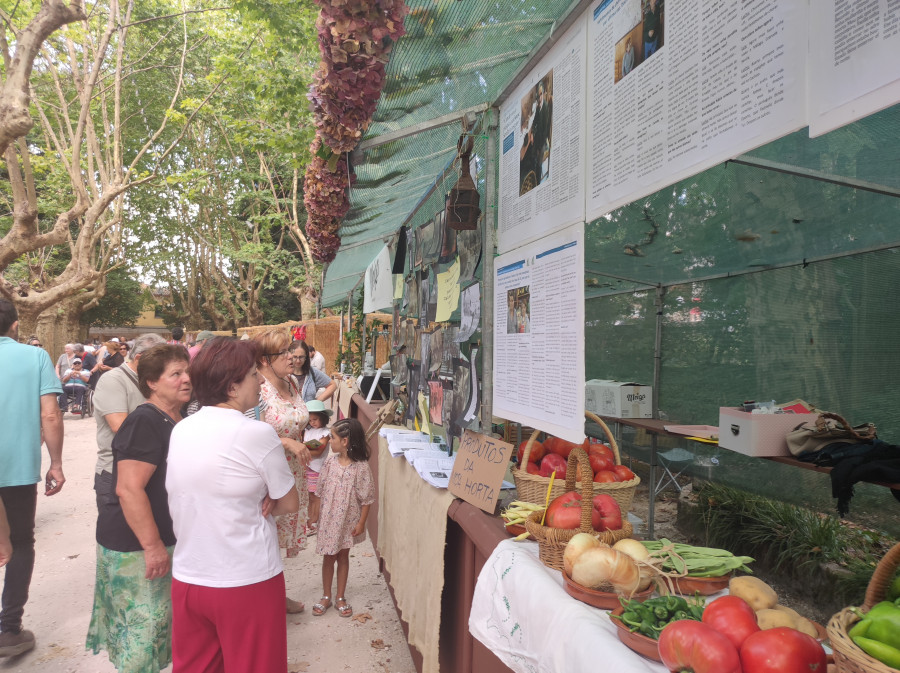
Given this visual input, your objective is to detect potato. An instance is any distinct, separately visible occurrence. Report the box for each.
[757,608,797,630]
[772,604,802,620]
[794,616,819,638]
[729,576,778,611]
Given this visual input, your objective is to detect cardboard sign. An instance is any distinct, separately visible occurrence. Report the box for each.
[449,430,514,513]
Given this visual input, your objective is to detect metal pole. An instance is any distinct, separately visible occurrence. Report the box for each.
[480,107,499,433]
[648,285,666,539]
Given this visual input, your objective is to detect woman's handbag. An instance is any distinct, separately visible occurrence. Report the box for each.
[785,412,876,457]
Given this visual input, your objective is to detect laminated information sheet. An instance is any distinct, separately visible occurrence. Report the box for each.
[585,0,808,221]
[808,0,900,136]
[492,224,585,444]
[497,15,587,254]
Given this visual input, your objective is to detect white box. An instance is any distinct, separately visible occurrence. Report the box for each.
[717,407,819,457]
[585,380,653,418]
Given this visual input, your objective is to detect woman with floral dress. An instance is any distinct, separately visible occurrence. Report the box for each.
[253,329,312,615]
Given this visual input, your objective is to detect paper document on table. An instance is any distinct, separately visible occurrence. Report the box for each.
[380,427,421,439]
[404,448,449,467]
[387,440,441,458]
[414,456,457,489]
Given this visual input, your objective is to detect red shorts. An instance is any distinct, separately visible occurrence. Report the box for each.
[172,573,287,673]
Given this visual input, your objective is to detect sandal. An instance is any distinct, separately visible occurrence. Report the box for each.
[312,596,331,616]
[335,596,352,618]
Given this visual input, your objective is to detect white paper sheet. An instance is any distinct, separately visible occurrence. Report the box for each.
[413,456,457,489]
[456,283,481,342]
[497,15,587,254]
[808,0,900,135]
[585,0,808,221]
[363,245,394,313]
[492,224,585,444]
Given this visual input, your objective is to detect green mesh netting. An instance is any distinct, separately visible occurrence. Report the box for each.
[323,0,576,305]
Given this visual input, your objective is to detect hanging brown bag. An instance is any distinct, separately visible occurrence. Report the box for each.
[785,412,877,457]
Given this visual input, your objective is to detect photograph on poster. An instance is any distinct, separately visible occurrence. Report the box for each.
[429,326,444,373]
[442,387,454,436]
[641,0,664,60]
[438,206,458,263]
[429,380,443,425]
[506,286,531,335]
[457,283,481,342]
[407,274,419,317]
[451,358,472,435]
[519,70,554,195]
[614,0,664,83]
[615,25,642,82]
[457,226,482,282]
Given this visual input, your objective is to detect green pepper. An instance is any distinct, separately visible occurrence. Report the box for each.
[849,618,871,639]
[621,610,642,630]
[673,609,689,621]
[853,636,900,668]
[688,604,704,621]
[864,604,900,650]
[665,595,688,613]
[654,605,670,620]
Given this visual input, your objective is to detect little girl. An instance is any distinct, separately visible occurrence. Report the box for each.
[303,400,332,535]
[311,418,375,618]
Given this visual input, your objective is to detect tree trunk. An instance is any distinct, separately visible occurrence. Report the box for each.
[17,296,86,362]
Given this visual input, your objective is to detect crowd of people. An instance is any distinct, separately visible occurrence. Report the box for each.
[0,302,374,673]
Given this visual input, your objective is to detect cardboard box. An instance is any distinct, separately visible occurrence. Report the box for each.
[585,380,653,418]
[717,407,819,457]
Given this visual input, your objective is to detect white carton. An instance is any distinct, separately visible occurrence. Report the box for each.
[717,407,819,457]
[585,380,653,418]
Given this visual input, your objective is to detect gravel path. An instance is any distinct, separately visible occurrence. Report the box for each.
[2,412,416,673]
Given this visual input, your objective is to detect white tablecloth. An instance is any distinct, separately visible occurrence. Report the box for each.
[469,539,669,673]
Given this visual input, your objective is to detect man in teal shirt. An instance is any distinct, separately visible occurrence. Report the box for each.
[0,299,65,658]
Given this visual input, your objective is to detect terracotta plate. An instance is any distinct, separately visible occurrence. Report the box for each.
[505,523,526,537]
[561,571,654,610]
[671,573,731,595]
[609,606,662,662]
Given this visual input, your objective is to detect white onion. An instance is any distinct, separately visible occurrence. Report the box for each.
[571,546,641,594]
[563,533,602,577]
[613,538,650,563]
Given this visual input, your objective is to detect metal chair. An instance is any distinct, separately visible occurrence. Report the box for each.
[654,447,695,496]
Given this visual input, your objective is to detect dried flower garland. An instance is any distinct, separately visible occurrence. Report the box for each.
[303,0,408,263]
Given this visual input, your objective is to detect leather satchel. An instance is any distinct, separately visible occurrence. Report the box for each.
[785,412,876,457]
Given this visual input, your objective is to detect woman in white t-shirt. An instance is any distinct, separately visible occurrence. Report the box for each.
[166,338,300,673]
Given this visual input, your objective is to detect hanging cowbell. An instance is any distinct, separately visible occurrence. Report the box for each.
[447,135,481,230]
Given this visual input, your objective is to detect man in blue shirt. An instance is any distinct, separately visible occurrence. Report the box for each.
[0,299,65,657]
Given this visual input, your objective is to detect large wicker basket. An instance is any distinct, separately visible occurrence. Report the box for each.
[827,542,900,673]
[511,411,640,512]
[523,447,634,570]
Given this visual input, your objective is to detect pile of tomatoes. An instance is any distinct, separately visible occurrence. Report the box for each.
[517,437,636,483]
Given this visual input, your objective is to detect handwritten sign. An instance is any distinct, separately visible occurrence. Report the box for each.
[449,429,514,513]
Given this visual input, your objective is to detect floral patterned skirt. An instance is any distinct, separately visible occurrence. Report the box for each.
[276,448,310,558]
[85,544,174,673]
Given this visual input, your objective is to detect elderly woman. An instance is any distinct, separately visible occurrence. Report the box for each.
[288,340,336,404]
[86,344,191,673]
[253,329,312,614]
[166,337,299,673]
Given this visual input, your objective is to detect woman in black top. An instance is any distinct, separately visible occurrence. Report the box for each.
[86,344,191,673]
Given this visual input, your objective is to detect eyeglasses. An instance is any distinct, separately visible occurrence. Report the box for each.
[265,349,290,359]
[292,354,307,360]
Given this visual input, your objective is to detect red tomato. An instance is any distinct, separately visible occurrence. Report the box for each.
[517,440,545,465]
[539,453,567,479]
[588,443,615,462]
[589,454,614,474]
[612,465,635,482]
[525,462,541,476]
[545,491,622,531]
[658,620,742,673]
[702,595,760,650]
[592,493,622,530]
[593,470,618,483]
[542,437,558,455]
[740,627,827,673]
[551,439,580,459]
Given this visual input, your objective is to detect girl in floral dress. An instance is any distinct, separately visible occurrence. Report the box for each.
[311,418,375,618]
[254,329,312,614]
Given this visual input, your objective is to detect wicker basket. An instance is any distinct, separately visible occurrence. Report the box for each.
[511,411,640,512]
[523,447,634,570]
[828,542,900,673]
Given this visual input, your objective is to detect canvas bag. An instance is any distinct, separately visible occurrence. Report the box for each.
[785,412,877,457]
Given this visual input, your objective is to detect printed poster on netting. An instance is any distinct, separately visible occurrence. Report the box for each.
[497,13,587,255]
[585,0,808,222]
[492,223,585,444]
[808,0,900,136]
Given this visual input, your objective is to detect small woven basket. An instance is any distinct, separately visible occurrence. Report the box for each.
[524,447,634,570]
[511,411,640,512]
[828,542,900,673]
